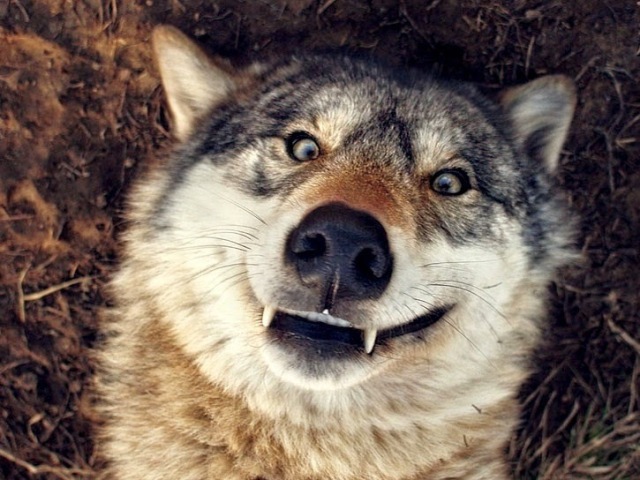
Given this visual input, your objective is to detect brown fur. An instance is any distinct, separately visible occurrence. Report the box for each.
[300,163,415,229]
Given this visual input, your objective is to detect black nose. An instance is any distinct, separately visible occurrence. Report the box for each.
[286,203,393,303]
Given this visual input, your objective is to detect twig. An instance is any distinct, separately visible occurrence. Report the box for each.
[318,0,338,15]
[0,360,29,376]
[0,214,34,222]
[594,128,616,193]
[399,0,436,42]
[608,318,640,355]
[524,35,535,77]
[23,277,94,302]
[16,265,29,322]
[10,0,30,22]
[0,447,92,479]
[574,56,601,82]
[602,67,627,131]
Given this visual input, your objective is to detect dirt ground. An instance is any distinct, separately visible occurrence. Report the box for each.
[0,1,638,478]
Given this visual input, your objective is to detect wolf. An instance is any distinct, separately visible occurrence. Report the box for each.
[97,25,576,480]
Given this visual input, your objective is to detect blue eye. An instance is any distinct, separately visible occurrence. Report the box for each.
[287,133,320,162]
[430,169,470,195]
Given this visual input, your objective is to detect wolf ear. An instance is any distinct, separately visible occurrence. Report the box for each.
[152,25,236,140]
[500,75,576,173]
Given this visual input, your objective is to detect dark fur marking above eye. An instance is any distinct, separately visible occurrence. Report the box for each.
[385,109,414,168]
[457,145,518,213]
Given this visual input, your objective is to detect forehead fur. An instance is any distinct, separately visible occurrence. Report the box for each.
[282,83,375,152]
[248,54,513,164]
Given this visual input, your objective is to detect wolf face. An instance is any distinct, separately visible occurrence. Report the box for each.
[100,26,576,479]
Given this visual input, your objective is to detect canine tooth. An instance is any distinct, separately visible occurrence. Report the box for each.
[262,305,277,328]
[322,309,330,315]
[363,329,377,354]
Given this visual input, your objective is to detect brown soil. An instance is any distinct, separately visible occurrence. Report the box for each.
[1,1,638,479]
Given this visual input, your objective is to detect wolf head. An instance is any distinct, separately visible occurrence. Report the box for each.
[120,26,575,419]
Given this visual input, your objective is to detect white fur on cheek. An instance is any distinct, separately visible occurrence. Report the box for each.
[143,162,284,392]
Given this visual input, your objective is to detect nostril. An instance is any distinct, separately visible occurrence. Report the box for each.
[354,246,390,280]
[291,232,327,260]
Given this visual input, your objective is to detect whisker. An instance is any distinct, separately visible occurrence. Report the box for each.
[439,316,494,366]
[406,295,493,364]
[165,242,254,253]
[212,193,267,225]
[415,282,506,322]
[211,270,251,293]
[197,237,257,249]
[245,253,267,260]
[193,226,259,240]
[419,259,499,269]
[177,243,252,253]
[189,261,247,283]
[190,262,265,286]
[418,265,472,274]
[211,271,252,299]
[199,224,260,231]
[169,225,258,242]
[201,230,258,241]
[406,286,501,339]
[431,278,498,302]
[169,232,257,249]
[390,297,413,327]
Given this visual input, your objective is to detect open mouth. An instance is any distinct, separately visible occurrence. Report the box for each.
[262,305,453,354]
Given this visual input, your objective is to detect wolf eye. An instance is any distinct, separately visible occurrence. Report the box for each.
[287,133,320,162]
[430,169,470,196]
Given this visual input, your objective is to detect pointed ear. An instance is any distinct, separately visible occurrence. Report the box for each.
[152,25,236,141]
[500,75,576,173]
